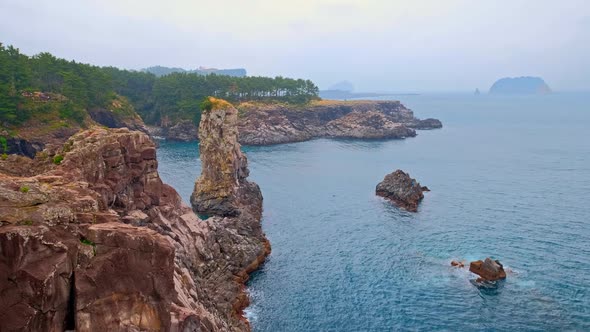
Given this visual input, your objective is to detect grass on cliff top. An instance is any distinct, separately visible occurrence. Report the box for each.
[201,97,234,112]
[235,99,400,113]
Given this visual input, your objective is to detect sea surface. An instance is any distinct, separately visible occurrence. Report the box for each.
[157,92,590,331]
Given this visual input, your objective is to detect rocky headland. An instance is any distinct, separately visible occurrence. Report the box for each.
[0,98,268,331]
[238,100,441,145]
[3,99,441,160]
[376,169,429,212]
[146,100,441,145]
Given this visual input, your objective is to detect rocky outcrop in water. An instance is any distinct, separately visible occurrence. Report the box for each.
[376,169,429,212]
[237,100,441,145]
[469,258,507,282]
[0,121,268,331]
[190,98,262,218]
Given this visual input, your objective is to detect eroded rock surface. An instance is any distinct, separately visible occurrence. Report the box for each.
[376,169,429,212]
[237,100,441,145]
[469,258,507,282]
[0,122,268,331]
[191,98,261,218]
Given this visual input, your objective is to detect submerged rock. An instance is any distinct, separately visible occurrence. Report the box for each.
[469,258,507,282]
[376,169,428,212]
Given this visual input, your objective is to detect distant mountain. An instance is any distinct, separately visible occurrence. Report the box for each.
[143,66,247,77]
[328,80,354,92]
[318,90,414,100]
[489,77,551,94]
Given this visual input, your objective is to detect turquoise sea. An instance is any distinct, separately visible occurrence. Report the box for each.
[157,93,590,331]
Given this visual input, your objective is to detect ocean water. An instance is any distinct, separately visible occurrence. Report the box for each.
[156,93,590,331]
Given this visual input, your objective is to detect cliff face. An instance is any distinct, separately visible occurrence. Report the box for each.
[237,100,441,145]
[0,124,268,331]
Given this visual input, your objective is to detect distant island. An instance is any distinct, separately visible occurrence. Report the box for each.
[143,65,247,77]
[489,76,551,94]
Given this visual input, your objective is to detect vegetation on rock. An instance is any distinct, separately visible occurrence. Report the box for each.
[0,42,320,137]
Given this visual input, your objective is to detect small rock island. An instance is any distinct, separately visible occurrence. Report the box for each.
[489,76,552,95]
[376,169,429,212]
[469,258,507,283]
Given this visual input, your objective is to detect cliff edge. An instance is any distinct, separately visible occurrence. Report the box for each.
[0,118,268,331]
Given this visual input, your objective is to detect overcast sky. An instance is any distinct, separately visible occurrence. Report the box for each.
[1,0,589,92]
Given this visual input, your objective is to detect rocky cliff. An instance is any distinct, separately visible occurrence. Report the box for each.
[145,100,441,144]
[238,100,441,145]
[0,122,268,330]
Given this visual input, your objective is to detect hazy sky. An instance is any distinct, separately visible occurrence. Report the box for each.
[1,0,589,91]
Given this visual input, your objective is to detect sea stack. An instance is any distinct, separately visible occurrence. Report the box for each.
[191,97,262,218]
[376,169,429,212]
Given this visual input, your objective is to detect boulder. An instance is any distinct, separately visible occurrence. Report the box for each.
[376,169,428,212]
[469,258,507,282]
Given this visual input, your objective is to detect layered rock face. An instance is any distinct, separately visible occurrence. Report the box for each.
[0,123,268,331]
[237,100,441,145]
[376,169,429,212]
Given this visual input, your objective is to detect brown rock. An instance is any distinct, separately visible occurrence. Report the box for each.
[0,124,270,331]
[469,258,507,282]
[376,169,428,212]
[75,223,175,332]
[0,226,78,332]
[451,260,465,268]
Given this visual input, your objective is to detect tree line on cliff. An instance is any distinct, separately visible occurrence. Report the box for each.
[0,43,319,128]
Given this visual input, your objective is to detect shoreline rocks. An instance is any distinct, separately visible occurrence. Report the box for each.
[238,100,441,145]
[146,100,442,145]
[4,100,442,159]
[0,122,269,331]
[376,169,429,212]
